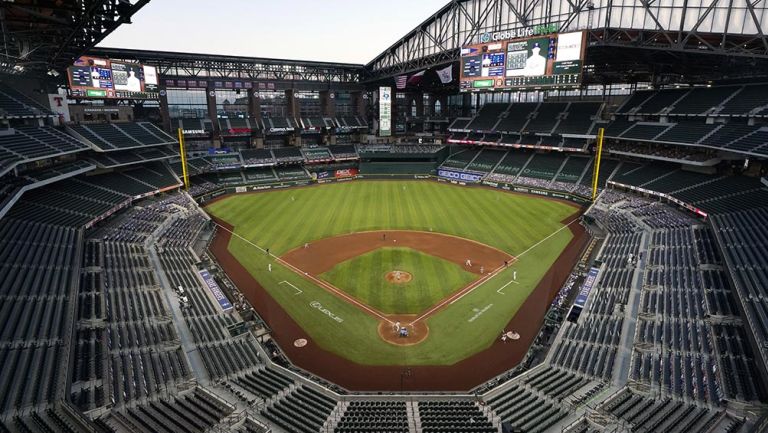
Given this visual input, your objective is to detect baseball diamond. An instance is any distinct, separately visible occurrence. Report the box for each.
[205,180,585,386]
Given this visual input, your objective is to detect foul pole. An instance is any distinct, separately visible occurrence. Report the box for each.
[177,128,190,190]
[591,127,605,202]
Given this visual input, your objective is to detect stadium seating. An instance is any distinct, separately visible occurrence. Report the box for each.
[655,121,721,145]
[70,122,175,150]
[302,147,333,162]
[276,166,309,180]
[719,84,768,116]
[711,207,768,378]
[441,148,480,170]
[599,388,727,432]
[0,126,90,175]
[466,148,506,173]
[487,382,567,433]
[466,103,508,131]
[240,149,276,166]
[525,102,568,134]
[329,144,359,159]
[0,82,53,119]
[155,211,262,381]
[554,102,602,135]
[554,156,591,184]
[334,401,409,433]
[272,147,304,164]
[495,103,538,133]
[418,401,495,433]
[105,387,235,433]
[668,86,739,115]
[518,152,567,181]
[263,117,296,131]
[261,385,337,433]
[0,218,79,414]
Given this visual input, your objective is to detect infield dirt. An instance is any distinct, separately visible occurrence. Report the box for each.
[208,210,587,391]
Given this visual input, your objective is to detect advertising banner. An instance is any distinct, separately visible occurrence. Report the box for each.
[379,87,392,137]
[199,269,233,312]
[574,267,600,308]
[437,169,483,183]
[334,168,359,178]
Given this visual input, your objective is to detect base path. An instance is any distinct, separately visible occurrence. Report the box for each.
[208,211,589,391]
[282,230,514,276]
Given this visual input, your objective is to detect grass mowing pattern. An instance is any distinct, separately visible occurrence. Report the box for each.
[320,247,477,315]
[206,181,579,365]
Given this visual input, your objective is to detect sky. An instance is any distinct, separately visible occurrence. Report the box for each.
[97,0,449,64]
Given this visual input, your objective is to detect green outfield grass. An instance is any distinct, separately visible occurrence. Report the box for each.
[320,247,477,314]
[205,180,580,366]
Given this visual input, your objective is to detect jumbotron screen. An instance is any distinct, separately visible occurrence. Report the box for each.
[460,31,585,91]
[67,56,160,99]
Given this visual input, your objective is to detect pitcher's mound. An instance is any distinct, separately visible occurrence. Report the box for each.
[385,270,413,284]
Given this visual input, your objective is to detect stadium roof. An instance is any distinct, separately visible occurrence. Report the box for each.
[0,0,151,74]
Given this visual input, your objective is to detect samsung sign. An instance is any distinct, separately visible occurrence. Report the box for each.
[438,169,483,183]
[479,23,560,43]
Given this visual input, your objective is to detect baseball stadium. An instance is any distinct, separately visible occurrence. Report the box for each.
[1,1,768,432]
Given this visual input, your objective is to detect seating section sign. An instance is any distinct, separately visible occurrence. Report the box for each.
[199,269,233,312]
[574,266,599,308]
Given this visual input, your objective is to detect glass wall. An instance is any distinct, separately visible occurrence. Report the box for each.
[296,91,320,117]
[256,90,287,118]
[215,89,248,118]
[335,92,353,116]
[167,89,207,119]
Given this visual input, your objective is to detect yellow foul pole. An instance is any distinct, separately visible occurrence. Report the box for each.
[177,128,190,190]
[591,127,605,202]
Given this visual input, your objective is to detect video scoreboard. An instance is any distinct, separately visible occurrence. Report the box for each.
[460,31,586,91]
[68,56,160,99]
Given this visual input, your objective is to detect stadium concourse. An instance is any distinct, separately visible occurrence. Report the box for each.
[2,0,768,432]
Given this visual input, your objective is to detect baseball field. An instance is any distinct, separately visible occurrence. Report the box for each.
[205,180,582,375]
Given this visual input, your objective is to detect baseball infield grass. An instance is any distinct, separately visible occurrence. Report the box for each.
[205,180,579,366]
[320,247,477,314]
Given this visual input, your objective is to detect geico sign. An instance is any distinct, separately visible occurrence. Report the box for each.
[438,170,482,182]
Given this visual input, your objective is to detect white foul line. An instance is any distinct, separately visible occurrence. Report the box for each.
[279,280,303,295]
[496,278,519,295]
[410,216,581,325]
[212,222,394,324]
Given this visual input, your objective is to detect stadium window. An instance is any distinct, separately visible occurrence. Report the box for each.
[215,90,248,119]
[256,90,287,118]
[335,92,353,116]
[295,91,320,117]
[167,89,208,119]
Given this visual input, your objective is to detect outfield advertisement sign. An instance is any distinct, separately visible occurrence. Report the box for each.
[335,168,359,178]
[199,269,234,312]
[438,169,483,183]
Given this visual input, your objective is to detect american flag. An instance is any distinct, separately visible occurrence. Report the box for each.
[395,75,408,90]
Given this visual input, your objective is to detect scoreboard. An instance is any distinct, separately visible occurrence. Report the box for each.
[67,56,160,99]
[460,31,586,91]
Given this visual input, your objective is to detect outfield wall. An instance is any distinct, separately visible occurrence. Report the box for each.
[194,175,592,207]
